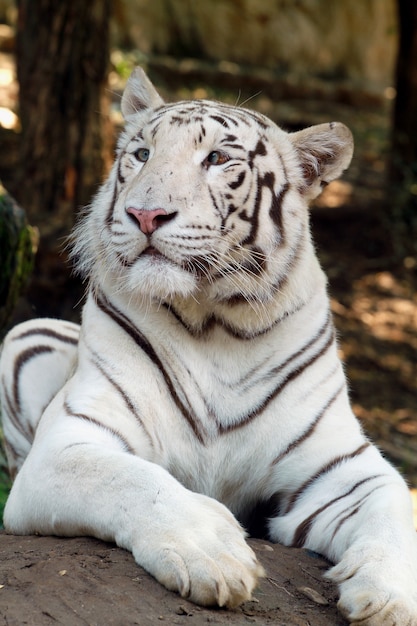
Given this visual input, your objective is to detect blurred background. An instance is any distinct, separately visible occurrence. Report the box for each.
[0,0,416,515]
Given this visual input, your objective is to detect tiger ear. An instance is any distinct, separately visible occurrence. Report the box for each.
[121,67,165,119]
[289,122,353,199]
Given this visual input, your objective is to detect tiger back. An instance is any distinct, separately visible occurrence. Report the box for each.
[1,68,416,625]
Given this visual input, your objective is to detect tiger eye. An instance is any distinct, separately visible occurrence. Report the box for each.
[134,148,150,162]
[205,151,229,166]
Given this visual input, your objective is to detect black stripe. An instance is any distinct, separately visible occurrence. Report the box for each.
[117,157,125,184]
[3,438,20,479]
[269,182,289,242]
[210,112,240,127]
[329,485,385,542]
[228,171,246,190]
[262,226,305,297]
[238,109,268,130]
[241,172,289,248]
[285,442,371,516]
[221,225,305,306]
[2,384,32,442]
[164,287,312,342]
[291,476,385,548]
[85,342,156,451]
[220,133,244,150]
[267,312,332,382]
[249,139,267,163]
[151,121,162,138]
[149,101,268,133]
[208,187,223,222]
[14,327,78,346]
[170,115,188,126]
[13,345,55,412]
[239,176,262,246]
[272,383,344,467]
[95,291,207,444]
[211,105,252,127]
[105,175,119,227]
[241,246,267,276]
[209,114,230,128]
[212,246,267,292]
[219,314,334,432]
[162,301,211,336]
[212,224,303,306]
[64,400,135,455]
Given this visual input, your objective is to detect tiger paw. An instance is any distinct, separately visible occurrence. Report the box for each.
[337,586,417,626]
[130,492,265,608]
[327,546,417,625]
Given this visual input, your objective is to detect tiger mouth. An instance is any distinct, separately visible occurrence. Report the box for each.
[140,246,180,268]
[141,246,162,257]
[140,247,208,281]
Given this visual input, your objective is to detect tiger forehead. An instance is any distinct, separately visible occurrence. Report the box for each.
[147,100,272,135]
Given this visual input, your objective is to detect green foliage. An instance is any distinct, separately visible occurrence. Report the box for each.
[0,183,36,340]
[0,425,11,527]
[111,49,148,80]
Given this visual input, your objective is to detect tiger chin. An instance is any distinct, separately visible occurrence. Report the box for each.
[1,67,416,625]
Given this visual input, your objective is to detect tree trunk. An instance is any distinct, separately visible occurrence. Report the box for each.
[389,0,417,254]
[14,0,111,321]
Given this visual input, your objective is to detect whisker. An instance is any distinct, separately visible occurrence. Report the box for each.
[238,91,263,108]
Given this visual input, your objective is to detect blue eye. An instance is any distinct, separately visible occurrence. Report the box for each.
[134,148,150,162]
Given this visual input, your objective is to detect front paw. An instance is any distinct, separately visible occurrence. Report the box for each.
[132,493,264,608]
[327,546,417,625]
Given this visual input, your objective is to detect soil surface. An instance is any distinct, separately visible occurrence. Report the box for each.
[0,533,348,626]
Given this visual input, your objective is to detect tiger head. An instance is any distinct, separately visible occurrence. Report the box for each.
[72,67,353,316]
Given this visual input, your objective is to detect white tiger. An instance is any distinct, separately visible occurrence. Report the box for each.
[1,67,416,625]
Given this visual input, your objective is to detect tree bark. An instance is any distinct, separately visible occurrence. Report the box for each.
[390,0,417,180]
[14,0,111,320]
[388,0,417,255]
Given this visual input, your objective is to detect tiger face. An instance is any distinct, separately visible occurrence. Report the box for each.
[113,105,296,302]
[73,68,353,307]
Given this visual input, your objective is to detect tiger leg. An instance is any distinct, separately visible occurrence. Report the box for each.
[269,443,417,625]
[1,323,264,608]
[3,410,264,609]
[0,318,80,477]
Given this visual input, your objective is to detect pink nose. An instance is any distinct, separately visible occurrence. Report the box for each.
[126,207,168,235]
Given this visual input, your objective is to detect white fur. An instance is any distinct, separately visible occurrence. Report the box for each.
[1,68,416,624]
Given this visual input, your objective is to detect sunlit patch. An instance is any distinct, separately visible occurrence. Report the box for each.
[384,86,396,100]
[315,180,353,209]
[0,67,13,87]
[0,106,18,129]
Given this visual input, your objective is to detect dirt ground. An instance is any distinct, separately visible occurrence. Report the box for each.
[0,533,348,626]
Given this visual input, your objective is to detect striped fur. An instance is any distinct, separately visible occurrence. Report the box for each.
[1,68,416,624]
